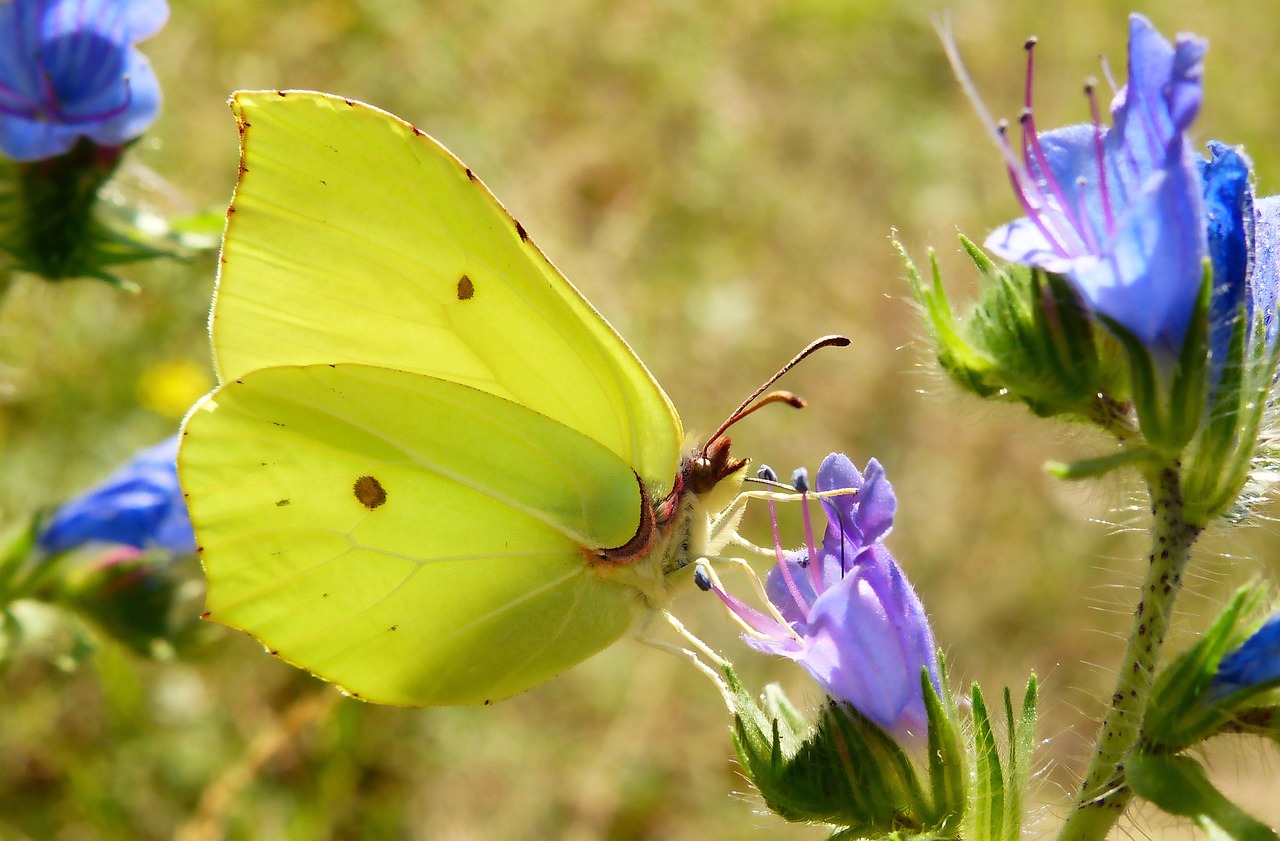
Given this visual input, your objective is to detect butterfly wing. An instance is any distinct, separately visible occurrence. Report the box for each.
[182,363,646,706]
[214,91,681,489]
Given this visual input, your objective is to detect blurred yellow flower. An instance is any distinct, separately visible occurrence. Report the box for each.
[137,360,210,418]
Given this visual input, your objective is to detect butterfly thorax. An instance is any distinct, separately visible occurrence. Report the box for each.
[589,437,747,608]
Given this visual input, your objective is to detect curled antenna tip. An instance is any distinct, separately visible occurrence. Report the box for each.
[773,391,806,409]
[702,334,850,453]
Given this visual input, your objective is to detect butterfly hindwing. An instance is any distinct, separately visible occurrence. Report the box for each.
[182,363,644,705]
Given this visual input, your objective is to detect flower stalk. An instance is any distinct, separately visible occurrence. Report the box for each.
[1058,465,1201,841]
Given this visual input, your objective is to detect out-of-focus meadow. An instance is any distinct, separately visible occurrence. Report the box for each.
[3,0,1279,839]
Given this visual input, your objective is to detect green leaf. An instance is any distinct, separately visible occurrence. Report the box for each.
[1045,447,1160,480]
[1129,752,1277,841]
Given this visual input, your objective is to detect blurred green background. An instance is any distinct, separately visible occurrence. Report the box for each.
[3,0,1279,838]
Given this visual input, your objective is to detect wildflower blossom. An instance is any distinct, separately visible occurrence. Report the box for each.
[38,435,195,556]
[700,454,939,737]
[0,0,168,161]
[970,14,1207,358]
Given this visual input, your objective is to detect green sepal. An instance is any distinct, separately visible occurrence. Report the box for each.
[1181,295,1280,525]
[964,676,1037,841]
[0,513,43,604]
[1166,265,1213,452]
[900,240,1001,399]
[53,551,208,658]
[1006,678,1038,841]
[925,660,966,836]
[725,661,965,839]
[1096,313,1169,450]
[900,236,1129,429]
[1128,752,1278,841]
[1219,707,1280,746]
[1144,586,1271,751]
[0,138,177,288]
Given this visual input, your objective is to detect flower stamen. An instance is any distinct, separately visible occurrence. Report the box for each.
[695,562,802,645]
[713,555,804,637]
[1085,79,1116,234]
[769,496,811,614]
[1022,38,1091,255]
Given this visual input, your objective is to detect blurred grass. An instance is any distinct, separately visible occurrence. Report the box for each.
[3,0,1280,838]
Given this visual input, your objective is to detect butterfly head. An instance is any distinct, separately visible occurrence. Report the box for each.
[681,435,749,516]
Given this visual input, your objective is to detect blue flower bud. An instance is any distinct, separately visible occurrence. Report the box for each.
[38,435,195,557]
[1213,613,1280,694]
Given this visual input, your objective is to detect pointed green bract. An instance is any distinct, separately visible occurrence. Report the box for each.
[179,91,707,705]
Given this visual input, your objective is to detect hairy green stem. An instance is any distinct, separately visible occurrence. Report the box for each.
[1057,466,1200,841]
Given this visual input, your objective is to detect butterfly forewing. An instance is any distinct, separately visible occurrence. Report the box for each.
[214,91,682,490]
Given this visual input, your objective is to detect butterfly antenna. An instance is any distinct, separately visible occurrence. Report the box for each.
[702,334,851,454]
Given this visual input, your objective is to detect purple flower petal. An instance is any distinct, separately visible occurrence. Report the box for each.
[801,545,938,735]
[817,455,897,550]
[1199,142,1254,366]
[1109,15,1205,177]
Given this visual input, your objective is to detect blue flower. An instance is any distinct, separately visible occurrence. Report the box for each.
[1212,613,1280,695]
[701,454,939,737]
[38,435,195,556]
[0,0,167,162]
[980,15,1206,359]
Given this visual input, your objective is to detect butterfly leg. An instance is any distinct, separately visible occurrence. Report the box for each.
[632,610,735,709]
[706,488,800,558]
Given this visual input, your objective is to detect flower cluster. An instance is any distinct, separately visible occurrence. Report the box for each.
[0,0,168,161]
